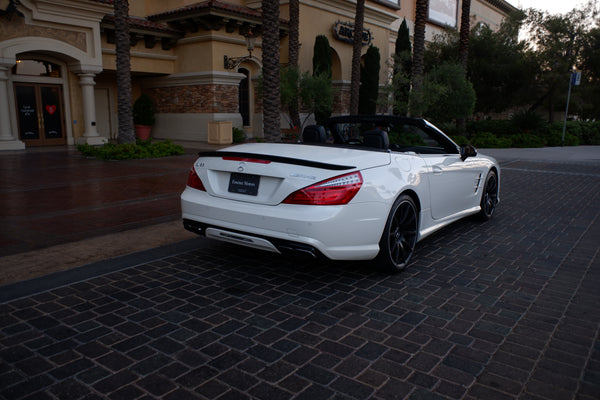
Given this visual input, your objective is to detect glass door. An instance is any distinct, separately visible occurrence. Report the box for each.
[14,83,66,146]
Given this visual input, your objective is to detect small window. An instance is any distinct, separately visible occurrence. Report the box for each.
[373,0,400,9]
[12,60,62,77]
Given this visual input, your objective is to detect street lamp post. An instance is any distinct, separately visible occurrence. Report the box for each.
[562,69,581,146]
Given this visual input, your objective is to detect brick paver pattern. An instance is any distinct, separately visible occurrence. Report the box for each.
[1,159,599,399]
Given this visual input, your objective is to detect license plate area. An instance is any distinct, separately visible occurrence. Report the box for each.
[228,173,260,196]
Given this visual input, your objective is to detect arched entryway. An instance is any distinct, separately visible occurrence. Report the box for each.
[12,58,67,146]
[0,37,105,149]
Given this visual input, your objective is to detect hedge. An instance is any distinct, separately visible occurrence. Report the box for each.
[77,139,185,160]
[460,120,600,148]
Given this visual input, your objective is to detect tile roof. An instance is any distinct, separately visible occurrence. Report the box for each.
[147,0,288,25]
[147,0,262,21]
[102,14,183,36]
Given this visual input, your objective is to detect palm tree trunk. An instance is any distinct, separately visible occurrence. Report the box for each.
[350,0,365,115]
[288,0,301,129]
[459,0,471,72]
[410,0,429,117]
[457,0,471,131]
[113,0,135,143]
[261,0,281,141]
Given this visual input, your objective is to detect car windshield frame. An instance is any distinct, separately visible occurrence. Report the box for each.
[325,115,460,155]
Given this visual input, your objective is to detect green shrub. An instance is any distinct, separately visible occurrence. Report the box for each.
[449,135,468,146]
[467,119,600,147]
[77,139,184,160]
[510,133,545,148]
[233,127,245,143]
[388,131,427,146]
[550,121,600,145]
[581,122,600,145]
[510,110,545,132]
[543,124,580,146]
[467,120,514,138]
[469,131,512,148]
[437,122,460,138]
[132,94,155,126]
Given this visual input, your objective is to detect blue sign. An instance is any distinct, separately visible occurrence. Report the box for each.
[571,71,581,86]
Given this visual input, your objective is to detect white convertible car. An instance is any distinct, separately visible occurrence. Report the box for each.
[181,115,499,272]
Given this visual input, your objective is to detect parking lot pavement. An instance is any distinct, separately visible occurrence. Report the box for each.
[1,155,599,399]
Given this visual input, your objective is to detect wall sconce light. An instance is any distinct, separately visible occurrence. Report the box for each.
[224,29,256,70]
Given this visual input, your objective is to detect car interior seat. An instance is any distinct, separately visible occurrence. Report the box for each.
[363,129,389,149]
[302,125,327,143]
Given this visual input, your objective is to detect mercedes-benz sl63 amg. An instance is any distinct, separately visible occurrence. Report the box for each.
[181,115,499,272]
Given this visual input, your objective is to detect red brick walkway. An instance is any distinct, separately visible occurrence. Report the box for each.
[0,148,198,257]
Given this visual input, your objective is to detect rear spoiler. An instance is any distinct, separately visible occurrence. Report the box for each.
[197,151,355,171]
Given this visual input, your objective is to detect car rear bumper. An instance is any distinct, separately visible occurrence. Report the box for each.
[181,187,388,260]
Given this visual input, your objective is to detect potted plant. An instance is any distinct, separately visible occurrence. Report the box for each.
[133,94,155,140]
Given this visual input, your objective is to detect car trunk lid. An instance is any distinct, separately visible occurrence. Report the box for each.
[191,143,390,205]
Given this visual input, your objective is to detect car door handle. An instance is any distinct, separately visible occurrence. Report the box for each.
[432,166,443,175]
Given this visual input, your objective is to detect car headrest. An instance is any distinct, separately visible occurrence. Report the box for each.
[363,129,389,149]
[302,125,327,143]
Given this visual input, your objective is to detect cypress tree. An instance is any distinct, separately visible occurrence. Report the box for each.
[359,45,380,115]
[312,35,332,124]
[313,35,332,78]
[394,18,412,115]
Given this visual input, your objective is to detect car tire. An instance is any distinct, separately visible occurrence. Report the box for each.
[376,194,418,273]
[478,170,498,221]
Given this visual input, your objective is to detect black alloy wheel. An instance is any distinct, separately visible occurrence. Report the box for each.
[377,194,418,273]
[479,170,498,221]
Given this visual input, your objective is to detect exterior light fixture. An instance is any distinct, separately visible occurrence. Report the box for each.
[224,29,256,70]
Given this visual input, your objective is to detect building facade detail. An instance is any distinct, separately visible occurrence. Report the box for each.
[0,0,516,150]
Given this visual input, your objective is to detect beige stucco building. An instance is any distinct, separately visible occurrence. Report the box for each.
[0,0,516,150]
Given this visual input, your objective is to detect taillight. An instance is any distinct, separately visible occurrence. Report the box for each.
[187,167,206,191]
[222,156,271,164]
[283,171,363,205]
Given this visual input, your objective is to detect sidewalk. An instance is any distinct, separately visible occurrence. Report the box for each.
[0,144,598,285]
[0,142,221,285]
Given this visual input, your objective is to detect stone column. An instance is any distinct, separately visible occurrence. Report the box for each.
[0,65,25,150]
[78,73,106,145]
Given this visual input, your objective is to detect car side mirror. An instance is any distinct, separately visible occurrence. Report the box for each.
[460,145,477,161]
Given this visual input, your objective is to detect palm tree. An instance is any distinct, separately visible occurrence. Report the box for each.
[288,0,301,129]
[350,0,365,115]
[410,0,429,117]
[113,0,135,143]
[457,0,472,131]
[261,0,281,141]
[459,0,471,71]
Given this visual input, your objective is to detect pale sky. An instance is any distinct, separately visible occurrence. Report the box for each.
[506,0,590,15]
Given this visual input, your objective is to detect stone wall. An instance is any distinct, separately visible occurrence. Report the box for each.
[333,89,351,115]
[147,84,238,114]
[0,16,87,52]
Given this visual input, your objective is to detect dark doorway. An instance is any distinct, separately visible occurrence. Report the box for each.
[238,68,250,126]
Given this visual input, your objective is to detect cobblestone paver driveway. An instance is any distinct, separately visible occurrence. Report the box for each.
[1,158,599,399]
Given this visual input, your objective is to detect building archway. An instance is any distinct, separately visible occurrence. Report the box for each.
[0,37,104,149]
[331,48,342,81]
